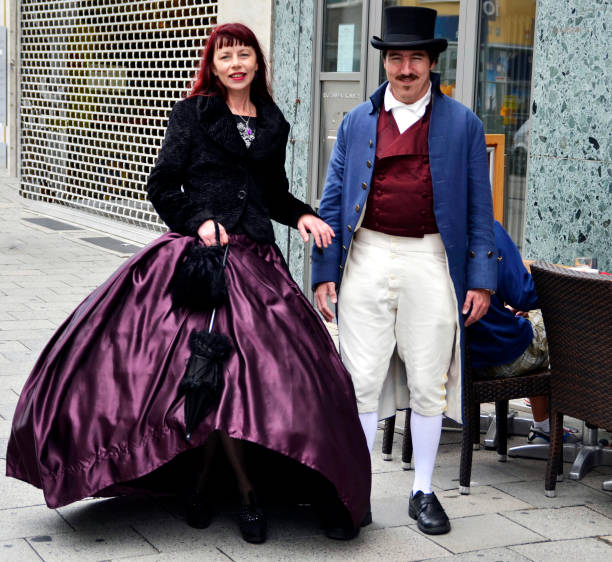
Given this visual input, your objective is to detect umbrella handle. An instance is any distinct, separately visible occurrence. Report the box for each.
[207,243,230,333]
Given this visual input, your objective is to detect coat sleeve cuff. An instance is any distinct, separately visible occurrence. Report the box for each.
[184,210,215,236]
[311,241,341,289]
[466,247,498,291]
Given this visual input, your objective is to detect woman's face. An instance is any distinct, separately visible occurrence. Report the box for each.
[212,43,258,95]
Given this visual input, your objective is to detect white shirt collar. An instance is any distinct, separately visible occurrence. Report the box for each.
[384,82,432,114]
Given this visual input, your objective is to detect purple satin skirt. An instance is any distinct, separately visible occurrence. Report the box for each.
[6,233,371,526]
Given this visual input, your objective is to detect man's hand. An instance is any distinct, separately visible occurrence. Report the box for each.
[315,282,337,322]
[462,289,491,326]
[297,214,335,248]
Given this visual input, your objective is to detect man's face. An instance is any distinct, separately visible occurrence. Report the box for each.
[383,49,435,105]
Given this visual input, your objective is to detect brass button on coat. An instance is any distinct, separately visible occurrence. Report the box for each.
[339,264,343,270]
[469,251,476,258]
[369,139,373,147]
[355,204,360,212]
[366,160,372,168]
[488,251,494,258]
[361,182,368,190]
[347,225,352,232]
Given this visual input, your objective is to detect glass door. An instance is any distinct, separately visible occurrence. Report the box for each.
[313,0,368,205]
[474,0,537,248]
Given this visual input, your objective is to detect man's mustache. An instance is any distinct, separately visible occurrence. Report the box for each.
[396,74,419,81]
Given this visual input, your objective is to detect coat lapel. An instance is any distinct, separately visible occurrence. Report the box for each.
[195,94,287,160]
[249,99,288,161]
[196,95,248,158]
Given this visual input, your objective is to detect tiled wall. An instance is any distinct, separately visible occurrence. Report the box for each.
[525,0,610,270]
[271,0,315,289]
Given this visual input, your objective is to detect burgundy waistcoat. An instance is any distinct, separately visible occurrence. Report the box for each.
[361,101,438,237]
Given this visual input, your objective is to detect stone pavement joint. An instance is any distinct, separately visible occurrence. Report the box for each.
[0,177,610,561]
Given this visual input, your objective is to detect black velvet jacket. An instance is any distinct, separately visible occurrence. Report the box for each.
[146,94,315,242]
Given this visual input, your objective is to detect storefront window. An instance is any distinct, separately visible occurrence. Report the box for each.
[322,0,363,72]
[381,1,459,96]
[475,0,537,247]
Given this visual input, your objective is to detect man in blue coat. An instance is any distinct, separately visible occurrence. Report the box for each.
[312,7,496,535]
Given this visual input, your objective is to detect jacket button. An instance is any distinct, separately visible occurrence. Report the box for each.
[355,204,360,212]
[237,190,246,200]
[339,264,343,270]
[369,139,373,147]
[361,182,368,190]
[497,256,503,262]
[366,160,372,168]
[488,251,494,258]
[347,225,352,232]
[470,251,476,258]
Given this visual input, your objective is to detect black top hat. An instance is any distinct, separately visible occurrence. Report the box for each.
[370,6,448,54]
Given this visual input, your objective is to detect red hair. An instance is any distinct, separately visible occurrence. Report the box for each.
[187,23,272,102]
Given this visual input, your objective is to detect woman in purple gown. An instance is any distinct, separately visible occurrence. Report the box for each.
[7,23,371,543]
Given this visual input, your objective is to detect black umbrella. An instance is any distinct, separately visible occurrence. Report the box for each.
[178,243,232,441]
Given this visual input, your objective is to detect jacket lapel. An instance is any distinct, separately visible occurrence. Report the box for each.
[196,94,287,160]
[196,95,248,158]
[249,99,288,160]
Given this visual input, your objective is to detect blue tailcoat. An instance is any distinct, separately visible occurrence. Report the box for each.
[312,74,497,420]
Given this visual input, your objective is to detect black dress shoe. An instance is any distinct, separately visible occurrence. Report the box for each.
[361,508,373,527]
[409,491,451,535]
[238,492,267,544]
[319,497,361,540]
[185,493,213,529]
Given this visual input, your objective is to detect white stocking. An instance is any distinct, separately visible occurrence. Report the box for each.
[411,411,442,495]
[359,412,379,454]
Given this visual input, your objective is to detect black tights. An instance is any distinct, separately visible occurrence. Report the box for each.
[194,431,253,504]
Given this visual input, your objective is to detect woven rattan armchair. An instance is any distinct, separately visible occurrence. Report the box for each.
[381,340,552,495]
[530,262,612,497]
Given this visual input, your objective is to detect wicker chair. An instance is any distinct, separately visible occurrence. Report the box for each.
[530,262,612,497]
[381,340,552,494]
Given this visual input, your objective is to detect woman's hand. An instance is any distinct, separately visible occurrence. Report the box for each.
[297,214,335,248]
[197,219,229,246]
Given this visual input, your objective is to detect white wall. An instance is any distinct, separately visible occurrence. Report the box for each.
[217,0,274,64]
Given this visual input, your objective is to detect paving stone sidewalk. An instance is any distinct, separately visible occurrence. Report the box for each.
[1,177,610,561]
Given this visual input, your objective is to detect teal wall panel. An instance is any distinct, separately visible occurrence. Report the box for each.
[525,0,610,269]
[271,0,315,289]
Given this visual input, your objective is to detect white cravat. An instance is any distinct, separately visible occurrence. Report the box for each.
[384,83,432,134]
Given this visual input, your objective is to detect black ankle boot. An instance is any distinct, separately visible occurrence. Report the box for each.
[185,493,213,529]
[238,491,267,544]
[321,497,360,540]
